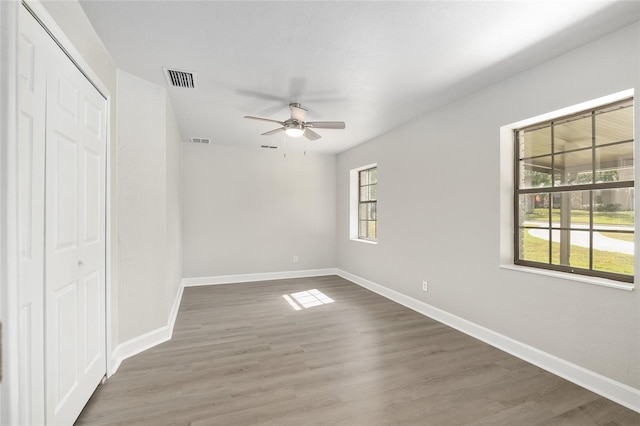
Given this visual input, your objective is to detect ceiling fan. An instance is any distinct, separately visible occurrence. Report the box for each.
[244,103,345,141]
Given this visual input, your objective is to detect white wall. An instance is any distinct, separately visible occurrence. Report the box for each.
[116,70,167,340]
[165,99,183,314]
[183,145,336,278]
[116,70,182,342]
[337,23,640,389]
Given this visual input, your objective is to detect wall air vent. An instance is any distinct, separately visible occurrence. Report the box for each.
[163,68,197,89]
[190,137,210,144]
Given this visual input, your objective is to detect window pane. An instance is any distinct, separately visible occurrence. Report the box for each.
[593,252,634,275]
[359,204,367,220]
[551,230,590,268]
[368,221,377,239]
[554,149,592,186]
[593,188,634,228]
[593,232,635,275]
[554,115,592,153]
[359,221,367,238]
[593,232,634,275]
[520,227,549,264]
[369,184,377,201]
[359,170,369,185]
[360,186,369,202]
[595,143,634,183]
[368,203,377,220]
[370,167,377,184]
[519,159,552,189]
[519,193,549,225]
[551,190,590,226]
[520,127,552,158]
[596,106,633,146]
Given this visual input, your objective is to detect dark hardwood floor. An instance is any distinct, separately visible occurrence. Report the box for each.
[76,276,640,425]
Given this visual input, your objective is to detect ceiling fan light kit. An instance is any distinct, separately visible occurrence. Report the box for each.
[245,103,345,141]
[284,123,305,138]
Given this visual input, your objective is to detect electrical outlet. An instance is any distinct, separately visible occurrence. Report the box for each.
[422,281,428,292]
[293,255,299,263]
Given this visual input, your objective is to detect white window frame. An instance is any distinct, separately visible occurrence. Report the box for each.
[350,163,377,244]
[499,89,635,291]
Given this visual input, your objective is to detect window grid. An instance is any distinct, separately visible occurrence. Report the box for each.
[514,98,634,283]
[358,167,377,240]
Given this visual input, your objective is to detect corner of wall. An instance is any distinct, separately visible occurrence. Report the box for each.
[110,279,184,375]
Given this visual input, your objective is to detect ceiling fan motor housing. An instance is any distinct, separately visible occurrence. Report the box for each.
[284,119,305,131]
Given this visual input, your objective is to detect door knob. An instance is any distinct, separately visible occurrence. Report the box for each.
[78,260,84,268]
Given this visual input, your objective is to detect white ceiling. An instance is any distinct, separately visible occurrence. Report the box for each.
[78,1,639,154]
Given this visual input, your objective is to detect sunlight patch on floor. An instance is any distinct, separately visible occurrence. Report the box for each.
[283,289,334,310]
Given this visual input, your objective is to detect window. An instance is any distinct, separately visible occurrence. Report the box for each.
[358,166,377,240]
[350,163,377,243]
[514,98,634,283]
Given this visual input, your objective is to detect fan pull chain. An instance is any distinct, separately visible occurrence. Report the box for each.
[282,130,287,158]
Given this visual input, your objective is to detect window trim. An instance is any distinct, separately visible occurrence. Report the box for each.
[358,166,377,241]
[499,89,635,290]
[350,163,378,244]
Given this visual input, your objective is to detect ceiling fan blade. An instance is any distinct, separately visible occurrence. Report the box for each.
[237,89,288,103]
[304,128,322,141]
[306,121,346,129]
[289,103,307,121]
[262,127,285,136]
[244,116,285,126]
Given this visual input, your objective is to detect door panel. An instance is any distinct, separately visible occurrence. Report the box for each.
[83,97,103,138]
[18,8,48,425]
[83,150,101,244]
[84,271,102,370]
[53,132,79,250]
[52,281,79,412]
[18,112,35,258]
[56,75,79,119]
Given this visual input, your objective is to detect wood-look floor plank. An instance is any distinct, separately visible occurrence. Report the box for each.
[75,276,639,425]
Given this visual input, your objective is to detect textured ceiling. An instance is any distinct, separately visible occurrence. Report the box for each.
[78,1,640,153]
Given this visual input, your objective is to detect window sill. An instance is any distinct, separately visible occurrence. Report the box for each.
[351,238,378,245]
[499,264,634,292]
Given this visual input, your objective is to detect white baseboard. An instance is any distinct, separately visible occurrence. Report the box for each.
[167,284,184,337]
[110,284,184,375]
[336,269,640,414]
[181,268,338,287]
[110,325,171,375]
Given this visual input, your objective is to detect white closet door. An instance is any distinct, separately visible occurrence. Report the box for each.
[44,26,107,425]
[18,7,47,425]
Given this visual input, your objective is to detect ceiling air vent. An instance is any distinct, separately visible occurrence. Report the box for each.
[163,68,197,89]
[260,145,278,149]
[190,137,210,144]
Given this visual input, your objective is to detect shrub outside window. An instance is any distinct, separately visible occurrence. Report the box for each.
[514,99,634,283]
